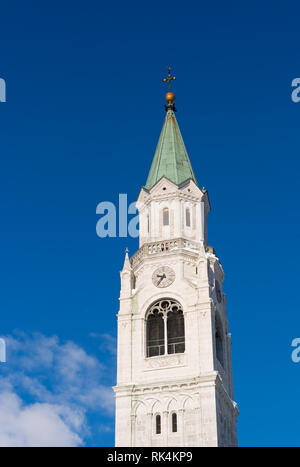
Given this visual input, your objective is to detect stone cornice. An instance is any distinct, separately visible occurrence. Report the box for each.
[114,372,219,396]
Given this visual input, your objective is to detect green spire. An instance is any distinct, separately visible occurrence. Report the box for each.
[145,109,197,190]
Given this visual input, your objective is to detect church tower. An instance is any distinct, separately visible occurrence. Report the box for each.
[113,69,238,447]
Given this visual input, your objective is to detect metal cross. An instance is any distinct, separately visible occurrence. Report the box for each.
[162,67,176,91]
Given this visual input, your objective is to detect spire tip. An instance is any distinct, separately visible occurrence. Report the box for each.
[162,67,177,111]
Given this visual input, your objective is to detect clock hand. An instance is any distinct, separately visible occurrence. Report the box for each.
[157,274,166,285]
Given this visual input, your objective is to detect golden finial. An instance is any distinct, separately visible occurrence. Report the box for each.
[162,66,176,109]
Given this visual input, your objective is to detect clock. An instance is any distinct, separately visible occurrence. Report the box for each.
[152,266,175,288]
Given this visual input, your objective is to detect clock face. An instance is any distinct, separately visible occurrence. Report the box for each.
[152,266,175,288]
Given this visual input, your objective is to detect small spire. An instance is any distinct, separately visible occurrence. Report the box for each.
[122,247,132,272]
[162,66,176,111]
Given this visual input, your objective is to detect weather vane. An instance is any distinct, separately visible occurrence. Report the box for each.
[162,66,176,92]
[162,67,177,111]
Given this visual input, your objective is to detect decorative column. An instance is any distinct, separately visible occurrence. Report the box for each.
[199,200,205,242]
[131,414,136,447]
[147,412,153,446]
[163,315,168,355]
[179,409,185,446]
[163,411,169,446]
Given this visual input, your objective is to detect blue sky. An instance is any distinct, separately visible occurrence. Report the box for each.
[0,0,299,446]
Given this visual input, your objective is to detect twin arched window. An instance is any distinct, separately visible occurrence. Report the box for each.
[146,299,185,358]
[162,207,191,227]
[155,413,177,434]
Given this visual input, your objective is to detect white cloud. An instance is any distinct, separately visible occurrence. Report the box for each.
[0,389,83,447]
[0,332,114,446]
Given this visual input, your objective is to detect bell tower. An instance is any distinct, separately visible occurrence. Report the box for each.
[113,69,238,447]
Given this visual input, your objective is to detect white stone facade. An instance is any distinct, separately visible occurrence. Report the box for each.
[113,177,238,447]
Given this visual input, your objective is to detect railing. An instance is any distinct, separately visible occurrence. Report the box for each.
[167,341,185,354]
[147,339,185,357]
[147,240,180,254]
[147,344,165,358]
[131,238,201,268]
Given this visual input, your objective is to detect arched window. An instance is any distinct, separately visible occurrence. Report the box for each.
[215,314,224,367]
[163,208,169,226]
[167,306,185,354]
[146,299,185,357]
[172,413,177,433]
[146,310,164,357]
[156,415,161,434]
[186,208,191,227]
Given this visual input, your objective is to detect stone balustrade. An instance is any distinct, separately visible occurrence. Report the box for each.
[131,238,201,268]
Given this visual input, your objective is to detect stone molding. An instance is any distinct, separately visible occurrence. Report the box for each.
[143,353,186,371]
